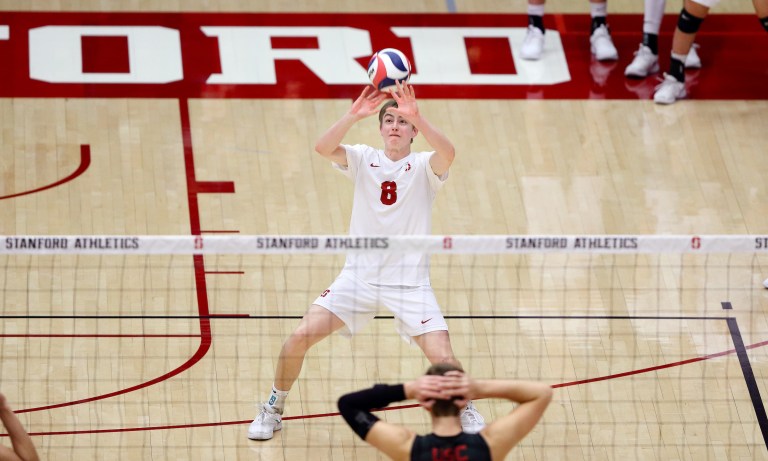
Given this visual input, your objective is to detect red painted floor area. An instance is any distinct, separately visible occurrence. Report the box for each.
[0,12,765,100]
[520,14,768,101]
[416,13,768,100]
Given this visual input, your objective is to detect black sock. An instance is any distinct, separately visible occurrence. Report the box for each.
[529,15,545,33]
[669,57,685,82]
[591,16,607,34]
[642,33,659,54]
[760,16,768,32]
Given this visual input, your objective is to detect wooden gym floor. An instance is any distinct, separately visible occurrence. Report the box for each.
[0,1,767,460]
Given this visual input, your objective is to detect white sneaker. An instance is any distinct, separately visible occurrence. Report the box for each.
[653,73,686,105]
[590,24,618,61]
[763,278,768,289]
[685,43,702,69]
[520,25,545,60]
[460,401,485,434]
[624,44,659,78]
[247,403,282,440]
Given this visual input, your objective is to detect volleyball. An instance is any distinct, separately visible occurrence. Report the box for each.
[367,48,411,92]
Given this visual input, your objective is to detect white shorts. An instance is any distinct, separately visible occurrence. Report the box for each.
[691,0,719,8]
[312,270,448,344]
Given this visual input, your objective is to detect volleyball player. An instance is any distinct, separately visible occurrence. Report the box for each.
[625,0,702,78]
[337,364,552,461]
[521,0,618,61]
[247,81,485,440]
[654,0,768,104]
[0,392,39,461]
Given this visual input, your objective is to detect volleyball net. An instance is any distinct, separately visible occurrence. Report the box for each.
[1,234,767,459]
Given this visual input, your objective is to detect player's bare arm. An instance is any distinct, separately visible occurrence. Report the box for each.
[364,420,414,461]
[0,393,39,461]
[314,86,388,166]
[390,80,455,176]
[467,377,552,460]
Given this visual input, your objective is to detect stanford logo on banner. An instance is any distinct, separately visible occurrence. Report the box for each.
[0,12,766,100]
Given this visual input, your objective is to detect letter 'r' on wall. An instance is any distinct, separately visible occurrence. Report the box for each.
[29,26,183,83]
[202,26,372,85]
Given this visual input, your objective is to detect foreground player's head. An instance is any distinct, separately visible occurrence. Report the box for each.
[424,363,464,417]
[378,99,416,145]
[378,99,398,126]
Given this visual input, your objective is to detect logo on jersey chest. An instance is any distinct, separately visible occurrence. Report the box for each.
[368,161,411,172]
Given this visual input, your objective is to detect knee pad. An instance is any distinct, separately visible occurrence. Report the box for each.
[678,8,704,33]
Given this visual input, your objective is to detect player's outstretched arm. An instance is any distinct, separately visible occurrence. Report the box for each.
[0,393,39,461]
[389,80,455,176]
[469,377,552,460]
[314,86,388,166]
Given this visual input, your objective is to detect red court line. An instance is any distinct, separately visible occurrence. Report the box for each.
[11,101,217,414]
[7,338,767,436]
[194,180,235,194]
[0,145,90,200]
[553,338,768,388]
[4,100,231,415]
[553,346,736,388]
[16,335,211,414]
[16,406,421,436]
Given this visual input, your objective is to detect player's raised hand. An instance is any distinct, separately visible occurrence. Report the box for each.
[439,371,476,408]
[408,375,453,402]
[349,85,389,119]
[389,80,419,122]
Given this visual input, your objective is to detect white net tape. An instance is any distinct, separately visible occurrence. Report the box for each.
[2,234,767,255]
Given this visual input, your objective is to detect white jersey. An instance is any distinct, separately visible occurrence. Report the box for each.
[333,144,448,286]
